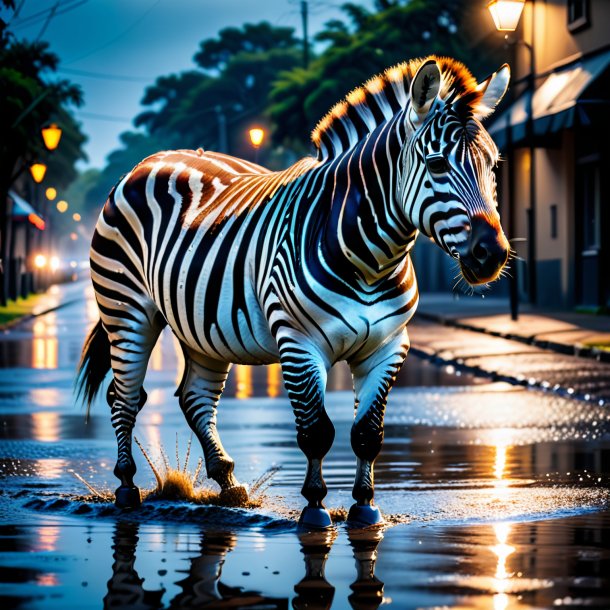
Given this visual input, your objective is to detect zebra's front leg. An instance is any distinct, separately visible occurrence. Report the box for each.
[348,330,409,526]
[179,353,248,506]
[279,340,334,529]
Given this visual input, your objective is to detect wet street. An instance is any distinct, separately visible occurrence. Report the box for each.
[0,280,609,609]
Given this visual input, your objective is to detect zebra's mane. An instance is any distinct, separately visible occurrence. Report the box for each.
[311,55,484,161]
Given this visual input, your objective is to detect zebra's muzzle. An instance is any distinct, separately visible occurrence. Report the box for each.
[459,216,509,285]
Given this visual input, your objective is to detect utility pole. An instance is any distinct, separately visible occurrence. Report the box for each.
[301,0,309,69]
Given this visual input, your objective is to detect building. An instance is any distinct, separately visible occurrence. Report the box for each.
[489,0,610,310]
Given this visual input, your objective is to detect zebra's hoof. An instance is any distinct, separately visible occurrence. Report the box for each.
[299,506,333,530]
[115,486,141,510]
[347,503,383,527]
[218,485,249,507]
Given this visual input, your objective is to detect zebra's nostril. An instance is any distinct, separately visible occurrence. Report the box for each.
[472,241,489,263]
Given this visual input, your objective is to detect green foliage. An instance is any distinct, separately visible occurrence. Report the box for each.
[193,22,299,72]
[85,20,304,210]
[131,22,302,152]
[0,39,85,179]
[269,0,502,148]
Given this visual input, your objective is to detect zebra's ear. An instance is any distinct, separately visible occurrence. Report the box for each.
[410,59,441,119]
[474,64,510,120]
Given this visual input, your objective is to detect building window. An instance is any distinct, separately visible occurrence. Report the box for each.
[550,204,558,239]
[579,163,600,251]
[567,0,590,33]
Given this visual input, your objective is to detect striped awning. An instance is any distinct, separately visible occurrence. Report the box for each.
[488,48,610,150]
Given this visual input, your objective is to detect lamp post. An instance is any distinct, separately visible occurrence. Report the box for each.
[248,127,265,164]
[488,0,536,319]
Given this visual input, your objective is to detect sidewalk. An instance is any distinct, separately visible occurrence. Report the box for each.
[0,278,90,331]
[416,293,610,363]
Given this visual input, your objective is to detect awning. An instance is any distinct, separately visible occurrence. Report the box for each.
[488,48,610,150]
[9,190,46,230]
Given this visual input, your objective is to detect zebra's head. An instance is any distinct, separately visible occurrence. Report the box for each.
[400,58,511,286]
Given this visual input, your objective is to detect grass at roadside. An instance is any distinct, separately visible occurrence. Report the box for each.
[0,293,46,327]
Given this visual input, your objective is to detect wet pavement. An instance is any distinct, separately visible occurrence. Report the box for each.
[0,281,609,609]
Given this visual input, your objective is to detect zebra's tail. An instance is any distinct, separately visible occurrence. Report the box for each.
[75,319,111,418]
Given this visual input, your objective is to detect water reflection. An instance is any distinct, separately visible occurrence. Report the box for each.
[102,523,387,609]
[104,522,164,610]
[347,527,385,610]
[32,316,58,370]
[294,529,337,609]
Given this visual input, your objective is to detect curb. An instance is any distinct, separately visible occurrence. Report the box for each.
[0,298,82,333]
[409,345,607,406]
[415,311,610,364]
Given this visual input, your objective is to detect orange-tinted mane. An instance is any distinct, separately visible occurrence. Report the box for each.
[311,55,485,160]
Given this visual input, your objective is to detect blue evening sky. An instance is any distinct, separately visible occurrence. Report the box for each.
[6,0,372,169]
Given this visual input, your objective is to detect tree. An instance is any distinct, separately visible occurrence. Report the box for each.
[130,22,301,153]
[269,0,503,148]
[0,22,86,303]
[85,21,304,208]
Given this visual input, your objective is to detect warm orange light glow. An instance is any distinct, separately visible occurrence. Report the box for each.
[35,525,60,552]
[28,213,46,230]
[45,187,57,200]
[32,411,59,440]
[70,232,78,240]
[72,212,81,222]
[249,127,265,148]
[487,0,526,32]
[34,254,47,269]
[30,163,47,183]
[41,123,62,150]
[56,200,68,213]
[235,365,252,399]
[32,315,58,370]
[267,363,282,397]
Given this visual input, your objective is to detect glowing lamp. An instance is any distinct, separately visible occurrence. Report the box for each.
[30,163,47,183]
[487,0,526,31]
[56,200,68,213]
[72,212,81,222]
[50,256,60,272]
[70,232,78,241]
[249,127,265,148]
[45,187,57,200]
[41,123,62,150]
[34,254,47,269]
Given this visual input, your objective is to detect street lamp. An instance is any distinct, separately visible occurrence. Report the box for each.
[488,0,536,318]
[487,0,526,31]
[29,163,47,183]
[249,127,265,163]
[56,200,68,213]
[41,123,62,151]
[45,187,57,201]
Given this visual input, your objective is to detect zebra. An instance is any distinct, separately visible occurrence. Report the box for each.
[77,56,510,528]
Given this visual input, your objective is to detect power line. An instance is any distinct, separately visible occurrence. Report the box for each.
[11,0,88,30]
[58,67,154,83]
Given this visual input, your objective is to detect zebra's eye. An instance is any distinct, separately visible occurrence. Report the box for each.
[426,154,450,175]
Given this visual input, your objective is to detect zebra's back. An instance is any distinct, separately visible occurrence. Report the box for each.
[90,149,315,365]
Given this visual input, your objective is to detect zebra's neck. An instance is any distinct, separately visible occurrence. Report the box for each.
[309,111,417,287]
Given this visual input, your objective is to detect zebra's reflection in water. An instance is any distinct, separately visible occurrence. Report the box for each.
[103,521,385,610]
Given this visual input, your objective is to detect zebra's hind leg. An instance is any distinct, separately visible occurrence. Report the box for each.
[279,338,334,529]
[107,320,163,509]
[348,330,409,527]
[178,351,248,506]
